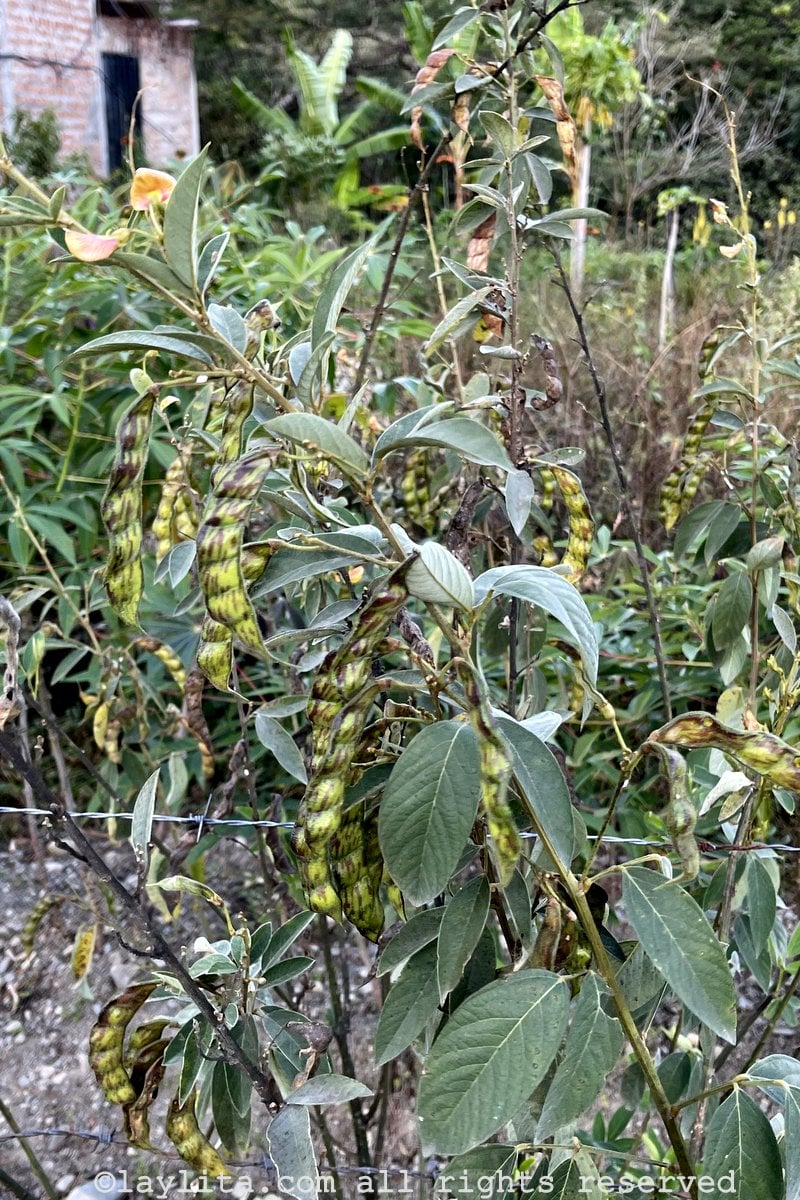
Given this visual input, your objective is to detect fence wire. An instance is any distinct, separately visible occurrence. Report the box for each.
[1,805,798,855]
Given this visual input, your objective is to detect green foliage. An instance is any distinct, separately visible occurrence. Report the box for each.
[3,6,800,1199]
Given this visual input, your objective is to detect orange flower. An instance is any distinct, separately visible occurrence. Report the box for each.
[64,229,123,262]
[130,168,176,210]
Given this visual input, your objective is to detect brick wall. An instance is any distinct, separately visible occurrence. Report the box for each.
[0,0,199,173]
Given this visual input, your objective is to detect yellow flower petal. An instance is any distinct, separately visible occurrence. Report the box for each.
[719,243,742,259]
[130,168,177,211]
[65,229,122,262]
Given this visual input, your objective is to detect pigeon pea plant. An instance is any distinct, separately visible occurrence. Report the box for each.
[3,6,800,1200]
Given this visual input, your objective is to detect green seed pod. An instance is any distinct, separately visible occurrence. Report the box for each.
[21,895,60,956]
[101,391,156,625]
[125,1018,172,1063]
[152,452,196,562]
[459,667,520,885]
[651,743,700,882]
[88,982,156,1106]
[196,613,234,692]
[550,466,594,584]
[651,712,800,793]
[124,1047,166,1150]
[345,811,385,942]
[211,380,255,487]
[294,565,411,917]
[401,451,435,532]
[165,1090,231,1179]
[196,448,273,657]
[539,467,556,513]
[531,897,562,970]
[531,335,563,409]
[659,402,714,531]
[134,636,186,689]
[532,534,558,568]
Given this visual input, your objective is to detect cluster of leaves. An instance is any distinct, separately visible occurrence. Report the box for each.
[2,3,800,1200]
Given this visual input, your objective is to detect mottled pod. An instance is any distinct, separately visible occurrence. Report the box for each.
[88,982,156,1106]
[460,668,521,885]
[196,448,273,657]
[550,466,594,584]
[101,391,156,625]
[651,712,800,793]
[165,1090,231,1179]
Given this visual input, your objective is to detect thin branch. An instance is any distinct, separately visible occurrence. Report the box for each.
[554,252,673,720]
[0,728,279,1111]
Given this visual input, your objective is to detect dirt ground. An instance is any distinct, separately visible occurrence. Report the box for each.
[0,834,419,1200]
[2,830,799,1200]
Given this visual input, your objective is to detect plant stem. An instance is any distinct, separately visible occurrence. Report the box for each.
[316,916,374,1183]
[0,1097,59,1200]
[554,254,673,720]
[515,787,696,1193]
[0,729,279,1110]
[352,134,449,396]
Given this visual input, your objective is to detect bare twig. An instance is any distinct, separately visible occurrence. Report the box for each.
[554,252,673,720]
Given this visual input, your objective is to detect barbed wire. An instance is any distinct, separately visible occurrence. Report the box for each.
[0,805,797,855]
[0,1123,678,1183]
[0,1124,437,1183]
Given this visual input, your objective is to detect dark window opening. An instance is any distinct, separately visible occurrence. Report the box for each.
[102,53,141,172]
[97,1,157,17]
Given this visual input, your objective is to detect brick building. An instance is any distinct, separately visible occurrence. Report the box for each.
[0,0,200,174]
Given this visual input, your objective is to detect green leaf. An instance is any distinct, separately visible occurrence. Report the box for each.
[207,303,248,354]
[713,572,753,648]
[376,908,445,976]
[475,566,598,689]
[750,1054,800,1200]
[372,403,446,462]
[296,331,336,408]
[615,942,666,1026]
[255,712,308,784]
[657,1051,693,1103]
[702,1088,783,1200]
[406,542,475,610]
[439,1146,516,1200]
[260,912,316,969]
[267,1105,318,1200]
[695,377,754,399]
[417,971,569,1156]
[622,867,736,1042]
[253,544,371,597]
[402,417,513,470]
[745,856,777,955]
[437,877,491,1002]
[197,232,229,295]
[266,413,369,476]
[163,147,209,291]
[260,956,315,989]
[705,508,743,567]
[424,287,492,356]
[310,218,391,349]
[480,110,517,158]
[129,767,160,880]
[374,941,441,1066]
[212,1058,251,1152]
[772,605,797,654]
[536,973,624,1139]
[432,7,480,51]
[496,716,580,867]
[379,721,481,906]
[68,330,214,365]
[286,1074,372,1105]
[505,468,534,537]
[112,251,195,298]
